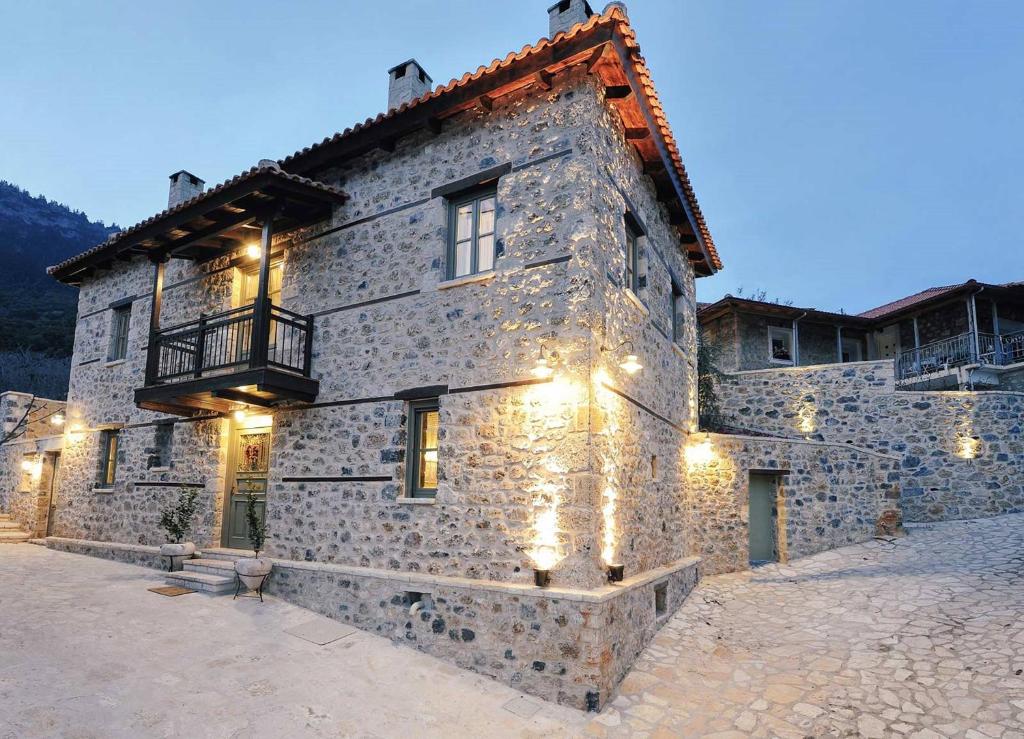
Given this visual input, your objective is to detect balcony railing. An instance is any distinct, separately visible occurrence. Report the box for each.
[896,330,1024,381]
[145,300,313,385]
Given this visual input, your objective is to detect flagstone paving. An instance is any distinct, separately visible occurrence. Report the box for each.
[1,514,1022,738]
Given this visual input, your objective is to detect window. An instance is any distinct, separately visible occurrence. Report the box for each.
[769,326,794,364]
[624,215,642,294]
[97,430,119,488]
[448,188,496,279]
[108,305,131,361]
[240,261,283,306]
[406,400,440,498]
[671,282,685,344]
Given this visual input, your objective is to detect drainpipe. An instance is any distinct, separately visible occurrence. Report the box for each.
[835,325,843,363]
[967,286,984,364]
[792,312,807,366]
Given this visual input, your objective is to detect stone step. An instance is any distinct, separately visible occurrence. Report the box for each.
[0,530,31,544]
[0,521,26,530]
[197,547,256,562]
[164,570,236,594]
[0,513,11,521]
[182,558,237,576]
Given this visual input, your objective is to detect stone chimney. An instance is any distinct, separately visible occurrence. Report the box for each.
[168,170,205,209]
[548,0,594,37]
[387,59,432,111]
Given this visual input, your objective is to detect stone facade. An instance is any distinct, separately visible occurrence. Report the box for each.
[716,361,1024,522]
[0,391,65,536]
[685,434,900,575]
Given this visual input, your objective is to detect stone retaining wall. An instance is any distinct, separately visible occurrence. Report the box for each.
[717,361,1024,522]
[685,434,900,575]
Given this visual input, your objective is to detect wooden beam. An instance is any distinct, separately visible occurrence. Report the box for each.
[212,389,276,408]
[623,127,649,140]
[426,117,442,135]
[535,69,553,90]
[479,94,494,111]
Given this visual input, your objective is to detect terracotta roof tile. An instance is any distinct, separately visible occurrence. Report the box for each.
[856,281,974,319]
[47,164,346,276]
[277,7,722,271]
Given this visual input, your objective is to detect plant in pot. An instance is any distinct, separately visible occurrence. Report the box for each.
[158,489,200,571]
[234,485,272,599]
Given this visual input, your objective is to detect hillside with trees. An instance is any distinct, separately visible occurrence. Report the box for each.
[0,181,118,397]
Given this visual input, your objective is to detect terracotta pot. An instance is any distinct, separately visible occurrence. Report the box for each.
[160,542,196,571]
[235,557,272,591]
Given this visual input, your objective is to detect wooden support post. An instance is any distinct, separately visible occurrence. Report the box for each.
[249,216,275,370]
[792,318,801,366]
[836,325,843,363]
[145,258,166,384]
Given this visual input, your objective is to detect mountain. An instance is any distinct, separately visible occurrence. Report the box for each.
[0,180,119,355]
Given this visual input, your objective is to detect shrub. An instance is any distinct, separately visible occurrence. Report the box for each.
[158,489,200,543]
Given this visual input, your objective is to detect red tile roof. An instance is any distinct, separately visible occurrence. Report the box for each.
[277,6,721,272]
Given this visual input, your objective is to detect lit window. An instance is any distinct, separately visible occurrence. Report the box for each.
[108,305,131,361]
[407,400,439,498]
[448,188,496,279]
[769,326,794,364]
[97,430,119,488]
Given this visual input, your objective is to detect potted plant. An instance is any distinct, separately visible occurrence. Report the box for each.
[158,489,199,571]
[234,485,272,598]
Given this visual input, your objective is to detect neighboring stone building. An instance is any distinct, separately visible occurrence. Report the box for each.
[700,279,1024,390]
[2,2,900,709]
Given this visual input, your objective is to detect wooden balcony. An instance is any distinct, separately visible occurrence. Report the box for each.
[134,299,318,415]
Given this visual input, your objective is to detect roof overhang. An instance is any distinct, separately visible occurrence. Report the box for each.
[277,8,722,276]
[49,167,347,286]
[698,297,875,329]
[861,281,1024,323]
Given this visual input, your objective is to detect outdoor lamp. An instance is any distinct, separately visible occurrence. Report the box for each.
[531,343,559,379]
[607,563,625,583]
[600,340,643,375]
[245,243,261,260]
[50,413,65,426]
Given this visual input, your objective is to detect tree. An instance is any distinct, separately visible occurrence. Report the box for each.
[158,489,200,543]
[697,326,724,431]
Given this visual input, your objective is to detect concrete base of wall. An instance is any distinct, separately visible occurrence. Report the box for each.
[34,535,700,711]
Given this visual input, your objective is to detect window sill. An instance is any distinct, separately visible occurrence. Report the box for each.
[671,342,687,360]
[623,288,649,317]
[91,486,115,495]
[104,359,127,369]
[769,360,794,366]
[437,271,496,290]
[147,466,171,473]
[397,497,437,506]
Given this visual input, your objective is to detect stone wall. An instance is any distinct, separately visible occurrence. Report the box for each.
[716,361,1024,522]
[684,434,900,575]
[0,391,65,535]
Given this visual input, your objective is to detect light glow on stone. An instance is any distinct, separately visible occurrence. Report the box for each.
[956,435,981,460]
[685,435,715,467]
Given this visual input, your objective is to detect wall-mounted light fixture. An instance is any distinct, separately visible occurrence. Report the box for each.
[600,340,643,375]
[607,563,625,583]
[684,431,715,467]
[531,343,560,379]
[956,434,981,460]
[245,243,261,260]
[233,408,248,423]
[50,413,65,427]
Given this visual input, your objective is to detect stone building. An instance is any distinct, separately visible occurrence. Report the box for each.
[1,1,900,709]
[700,279,1024,390]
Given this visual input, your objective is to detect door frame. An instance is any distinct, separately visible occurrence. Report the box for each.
[44,452,61,537]
[747,471,787,565]
[220,418,273,548]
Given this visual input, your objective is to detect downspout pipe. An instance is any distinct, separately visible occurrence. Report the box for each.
[966,285,985,390]
[792,311,808,366]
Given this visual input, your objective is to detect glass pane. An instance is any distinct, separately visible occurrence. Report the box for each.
[456,204,474,241]
[477,197,495,235]
[477,234,494,272]
[455,240,472,277]
[417,409,439,490]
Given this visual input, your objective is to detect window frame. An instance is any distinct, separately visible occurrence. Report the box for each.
[624,215,643,295]
[97,429,120,488]
[671,281,685,345]
[841,336,863,363]
[446,185,497,280]
[768,325,795,365]
[108,304,131,361]
[405,399,440,499]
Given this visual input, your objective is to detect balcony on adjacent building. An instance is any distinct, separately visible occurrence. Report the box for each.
[895,330,1024,387]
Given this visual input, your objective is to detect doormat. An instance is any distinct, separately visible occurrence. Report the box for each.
[148,585,194,597]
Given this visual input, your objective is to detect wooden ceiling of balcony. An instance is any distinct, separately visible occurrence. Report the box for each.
[49,167,348,285]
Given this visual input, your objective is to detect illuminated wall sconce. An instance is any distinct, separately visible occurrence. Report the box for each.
[607,563,625,583]
[601,340,643,375]
[21,457,42,478]
[233,408,248,423]
[956,435,981,460]
[245,243,261,260]
[532,343,560,379]
[685,432,715,467]
[50,413,65,426]
[534,567,551,587]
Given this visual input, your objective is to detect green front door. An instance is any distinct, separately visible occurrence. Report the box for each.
[748,473,778,565]
[224,425,271,550]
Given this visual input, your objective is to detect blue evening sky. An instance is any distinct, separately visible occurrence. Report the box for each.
[2,1,1021,313]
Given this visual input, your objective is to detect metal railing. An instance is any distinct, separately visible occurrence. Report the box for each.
[145,300,313,385]
[896,330,1024,380]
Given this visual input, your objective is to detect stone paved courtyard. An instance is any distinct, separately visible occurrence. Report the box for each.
[2,514,1023,738]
